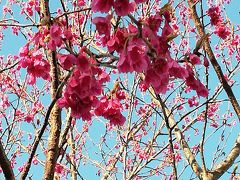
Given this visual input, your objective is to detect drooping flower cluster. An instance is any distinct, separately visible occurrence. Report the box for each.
[31,23,73,51]
[214,25,230,40]
[92,5,208,97]
[20,0,40,16]
[95,96,126,126]
[206,6,222,26]
[57,52,126,125]
[207,6,230,39]
[19,45,50,84]
[92,0,147,16]
[117,38,150,73]
[185,65,208,97]
[58,54,104,120]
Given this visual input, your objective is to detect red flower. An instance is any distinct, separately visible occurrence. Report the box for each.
[95,97,126,126]
[135,0,147,4]
[117,38,149,73]
[19,49,50,84]
[92,16,111,37]
[189,53,201,65]
[144,59,170,94]
[114,0,134,16]
[107,28,127,53]
[91,0,113,13]
[48,24,63,50]
[214,25,230,39]
[57,54,77,70]
[207,6,223,26]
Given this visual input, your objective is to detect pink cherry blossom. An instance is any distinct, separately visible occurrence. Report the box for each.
[91,0,113,13]
[57,54,77,70]
[107,28,127,53]
[144,59,170,94]
[214,25,230,39]
[113,0,135,16]
[92,16,111,37]
[117,38,149,73]
[19,49,50,84]
[207,6,223,26]
[95,96,126,126]
[189,53,201,65]
[48,24,63,50]
[135,0,147,4]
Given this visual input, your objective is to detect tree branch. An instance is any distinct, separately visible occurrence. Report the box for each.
[38,0,63,179]
[212,134,240,179]
[187,0,240,121]
[148,86,203,179]
[0,141,14,180]
[187,1,240,178]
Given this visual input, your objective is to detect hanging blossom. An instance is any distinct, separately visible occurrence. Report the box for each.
[98,8,208,97]
[57,54,102,120]
[92,15,112,37]
[19,45,50,84]
[57,53,125,126]
[95,95,126,126]
[117,38,150,73]
[206,5,231,39]
[91,0,146,16]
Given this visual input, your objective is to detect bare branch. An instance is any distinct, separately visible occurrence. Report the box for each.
[0,141,14,180]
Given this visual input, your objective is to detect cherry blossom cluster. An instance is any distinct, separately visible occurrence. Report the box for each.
[20,0,40,17]
[207,6,230,39]
[57,53,110,121]
[95,87,126,126]
[19,45,50,84]
[17,0,209,126]
[92,0,147,16]
[93,3,208,96]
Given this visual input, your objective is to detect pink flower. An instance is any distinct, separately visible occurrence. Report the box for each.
[57,53,77,70]
[97,69,110,84]
[76,54,90,73]
[189,53,201,65]
[57,59,107,121]
[162,20,173,37]
[55,163,64,174]
[63,29,73,40]
[188,96,199,107]
[117,52,134,73]
[19,52,50,84]
[91,0,113,13]
[157,36,170,56]
[168,59,189,79]
[144,59,170,94]
[195,80,208,97]
[48,24,62,50]
[92,16,111,37]
[135,0,147,3]
[25,114,34,123]
[107,28,127,53]
[207,6,223,26]
[114,0,135,16]
[94,97,126,126]
[214,25,230,39]
[117,38,149,73]
[145,14,162,33]
[175,153,182,162]
[186,74,208,97]
[19,44,29,57]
